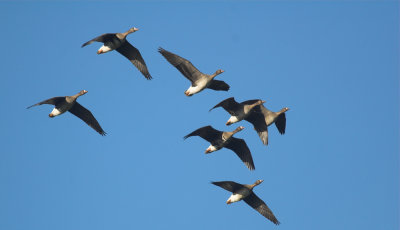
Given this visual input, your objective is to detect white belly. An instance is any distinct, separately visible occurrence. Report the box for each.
[50,108,63,117]
[98,45,113,54]
[50,103,72,117]
[227,193,244,203]
[227,189,251,203]
[227,116,240,124]
[185,85,206,96]
[206,145,218,153]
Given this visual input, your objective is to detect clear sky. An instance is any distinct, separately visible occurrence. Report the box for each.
[0,1,398,230]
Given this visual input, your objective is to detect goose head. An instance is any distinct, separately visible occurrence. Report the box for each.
[233,126,245,134]
[254,179,264,186]
[216,69,224,75]
[249,99,266,110]
[249,179,264,189]
[129,27,139,33]
[281,107,290,113]
[79,90,88,96]
[210,69,224,79]
[122,27,139,38]
[71,90,88,99]
[215,69,224,76]
[257,100,266,106]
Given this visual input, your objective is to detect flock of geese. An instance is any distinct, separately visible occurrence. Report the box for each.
[27,27,289,225]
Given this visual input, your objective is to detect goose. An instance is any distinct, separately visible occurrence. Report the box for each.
[210,97,269,145]
[184,126,254,170]
[27,90,106,136]
[82,27,152,80]
[158,47,229,96]
[245,105,289,145]
[212,180,280,225]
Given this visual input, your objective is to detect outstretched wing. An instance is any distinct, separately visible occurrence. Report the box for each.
[211,181,244,193]
[184,125,222,144]
[81,33,115,47]
[158,47,203,83]
[243,193,280,225]
[224,137,255,170]
[245,109,269,145]
[209,97,240,115]
[27,97,65,109]
[207,80,230,91]
[275,113,286,134]
[68,102,106,136]
[116,41,152,80]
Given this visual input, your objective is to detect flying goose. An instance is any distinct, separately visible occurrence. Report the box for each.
[212,180,280,225]
[158,47,229,96]
[27,90,106,136]
[184,126,255,170]
[210,97,269,145]
[82,27,152,80]
[245,105,289,145]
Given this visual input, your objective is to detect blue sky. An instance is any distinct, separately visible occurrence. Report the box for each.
[0,1,398,230]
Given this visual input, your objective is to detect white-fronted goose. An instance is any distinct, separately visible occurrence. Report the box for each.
[27,90,106,136]
[210,97,268,145]
[158,47,229,96]
[246,105,289,145]
[82,27,152,80]
[184,126,254,170]
[212,180,280,225]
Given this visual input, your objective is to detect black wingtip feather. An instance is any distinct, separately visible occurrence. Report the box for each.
[158,47,165,53]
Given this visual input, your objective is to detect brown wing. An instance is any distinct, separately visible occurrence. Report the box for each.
[209,97,240,115]
[243,193,280,225]
[116,41,152,80]
[184,125,223,145]
[245,109,269,145]
[275,113,286,134]
[158,47,203,83]
[211,181,244,193]
[224,137,255,170]
[207,80,230,91]
[81,33,115,47]
[68,102,106,136]
[27,97,65,109]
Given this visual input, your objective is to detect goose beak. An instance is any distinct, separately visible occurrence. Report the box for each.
[49,114,55,118]
[133,27,139,31]
[226,121,231,126]
[205,149,212,154]
[97,50,103,54]
[226,200,232,204]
